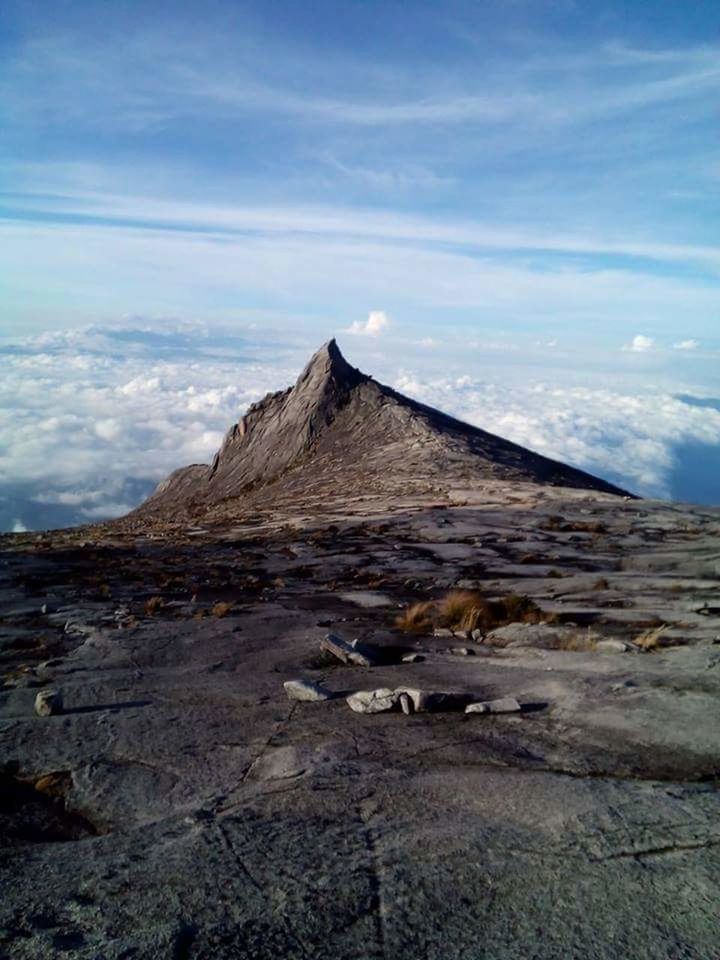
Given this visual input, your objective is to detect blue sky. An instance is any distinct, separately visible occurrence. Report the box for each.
[0,1,719,525]
[1,0,719,342]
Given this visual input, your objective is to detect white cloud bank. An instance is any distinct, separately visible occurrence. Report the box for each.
[674,338,700,350]
[393,372,720,499]
[345,310,389,337]
[1,322,719,530]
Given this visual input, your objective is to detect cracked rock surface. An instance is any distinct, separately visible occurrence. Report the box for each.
[2,482,720,959]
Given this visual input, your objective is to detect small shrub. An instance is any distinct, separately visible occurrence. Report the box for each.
[592,578,609,590]
[546,569,564,578]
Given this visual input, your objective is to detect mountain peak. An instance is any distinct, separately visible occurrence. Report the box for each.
[295,338,363,393]
[135,340,631,518]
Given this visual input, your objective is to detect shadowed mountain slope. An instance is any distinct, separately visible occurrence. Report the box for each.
[135,339,630,517]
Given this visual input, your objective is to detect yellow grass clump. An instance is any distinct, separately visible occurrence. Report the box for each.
[394,601,435,633]
[634,624,668,650]
[395,590,551,635]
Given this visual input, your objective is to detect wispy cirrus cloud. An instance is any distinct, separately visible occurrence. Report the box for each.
[4,26,719,131]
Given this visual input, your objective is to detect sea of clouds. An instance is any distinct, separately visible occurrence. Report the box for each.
[1,322,719,531]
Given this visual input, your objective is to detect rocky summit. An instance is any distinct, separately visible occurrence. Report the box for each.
[1,343,719,960]
[134,339,628,522]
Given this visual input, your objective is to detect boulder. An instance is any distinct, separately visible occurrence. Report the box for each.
[283,679,332,702]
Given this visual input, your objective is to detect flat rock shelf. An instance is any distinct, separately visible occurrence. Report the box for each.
[1,486,719,959]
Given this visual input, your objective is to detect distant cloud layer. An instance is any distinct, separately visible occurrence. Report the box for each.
[393,373,720,499]
[2,322,719,531]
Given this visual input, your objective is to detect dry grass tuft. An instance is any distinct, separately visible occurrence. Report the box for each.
[437,590,487,631]
[394,590,551,635]
[34,772,72,798]
[394,601,435,633]
[634,624,668,650]
[211,601,233,618]
[556,628,601,652]
[144,596,164,616]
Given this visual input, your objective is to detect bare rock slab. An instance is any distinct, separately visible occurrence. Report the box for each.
[283,679,332,702]
[34,689,63,716]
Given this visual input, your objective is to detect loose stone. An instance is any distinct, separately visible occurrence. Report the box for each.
[346,688,398,714]
[321,633,374,666]
[283,679,332,702]
[35,689,63,717]
[465,697,521,714]
[596,639,629,653]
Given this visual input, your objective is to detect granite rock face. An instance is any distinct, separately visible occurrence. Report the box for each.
[134,340,628,522]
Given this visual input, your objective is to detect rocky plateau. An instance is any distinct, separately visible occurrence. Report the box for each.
[1,342,719,959]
